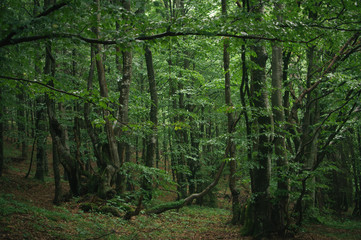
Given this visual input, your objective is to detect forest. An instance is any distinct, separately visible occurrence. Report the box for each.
[1,0,361,239]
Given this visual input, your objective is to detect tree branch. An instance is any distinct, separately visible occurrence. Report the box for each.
[291,32,361,113]
[144,138,234,215]
[1,75,136,131]
[0,0,70,48]
[0,75,82,98]
[36,0,69,18]
[0,30,322,48]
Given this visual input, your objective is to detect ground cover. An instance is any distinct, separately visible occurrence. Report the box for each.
[1,142,361,239]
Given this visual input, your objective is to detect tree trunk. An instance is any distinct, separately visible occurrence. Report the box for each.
[17,90,27,160]
[71,49,82,181]
[84,46,103,166]
[188,122,200,194]
[52,138,62,204]
[188,61,200,194]
[143,44,158,199]
[45,57,64,200]
[242,4,273,238]
[222,0,241,225]
[162,111,168,172]
[33,1,45,182]
[41,3,64,201]
[0,87,3,177]
[34,96,47,182]
[177,85,189,198]
[240,43,253,194]
[295,45,320,225]
[168,53,187,199]
[271,23,289,233]
[115,0,133,194]
[353,129,361,216]
[93,0,120,197]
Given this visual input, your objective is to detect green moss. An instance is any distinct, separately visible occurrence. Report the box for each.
[99,206,122,217]
[147,200,186,214]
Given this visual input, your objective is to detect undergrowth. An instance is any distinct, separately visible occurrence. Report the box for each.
[0,193,238,240]
[304,207,361,240]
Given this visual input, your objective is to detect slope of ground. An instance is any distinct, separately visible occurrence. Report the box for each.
[1,142,361,239]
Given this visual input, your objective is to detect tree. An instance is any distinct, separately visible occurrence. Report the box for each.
[241,2,274,238]
[0,86,3,177]
[142,44,158,199]
[116,0,133,194]
[271,2,289,234]
[92,0,120,197]
[222,0,241,225]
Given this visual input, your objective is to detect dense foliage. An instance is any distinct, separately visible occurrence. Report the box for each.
[1,0,361,238]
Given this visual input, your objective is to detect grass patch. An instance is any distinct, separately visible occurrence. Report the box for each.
[0,194,29,215]
[0,194,122,239]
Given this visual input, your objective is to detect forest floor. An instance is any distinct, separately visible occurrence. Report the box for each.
[1,141,361,239]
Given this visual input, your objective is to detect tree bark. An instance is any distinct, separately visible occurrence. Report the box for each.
[33,0,46,182]
[17,89,27,160]
[295,45,320,225]
[41,0,63,201]
[269,3,290,234]
[271,24,289,234]
[44,53,63,200]
[84,46,103,166]
[34,95,47,182]
[0,87,3,177]
[242,4,273,238]
[115,0,133,194]
[93,0,120,197]
[188,62,200,195]
[222,0,241,225]
[143,44,158,199]
[353,129,361,216]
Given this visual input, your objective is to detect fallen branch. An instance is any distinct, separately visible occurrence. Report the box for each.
[146,155,227,215]
[123,195,144,220]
